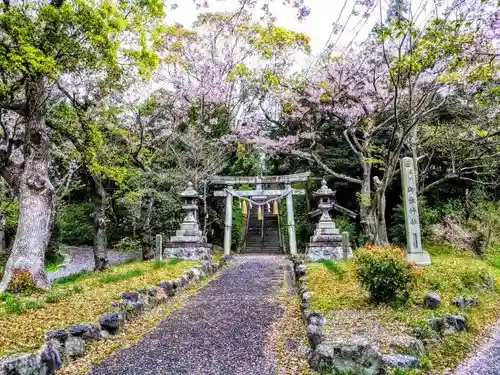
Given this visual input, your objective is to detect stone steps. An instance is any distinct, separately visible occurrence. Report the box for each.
[243,207,281,254]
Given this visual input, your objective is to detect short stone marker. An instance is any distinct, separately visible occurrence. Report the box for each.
[400,157,431,265]
[155,234,163,261]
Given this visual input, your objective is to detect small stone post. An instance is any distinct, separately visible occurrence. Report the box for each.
[341,232,352,260]
[400,157,431,265]
[155,234,163,261]
[285,183,297,255]
[223,184,234,256]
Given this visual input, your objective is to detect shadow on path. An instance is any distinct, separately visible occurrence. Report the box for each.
[86,255,288,375]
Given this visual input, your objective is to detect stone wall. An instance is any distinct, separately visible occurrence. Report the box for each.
[0,256,232,375]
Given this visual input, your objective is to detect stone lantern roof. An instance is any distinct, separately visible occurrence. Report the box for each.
[313,180,336,198]
[179,182,199,198]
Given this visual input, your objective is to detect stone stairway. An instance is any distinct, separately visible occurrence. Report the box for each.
[243,205,281,254]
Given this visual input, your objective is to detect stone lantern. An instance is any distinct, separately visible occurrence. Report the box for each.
[315,180,335,215]
[179,182,201,236]
[163,182,211,260]
[306,180,352,261]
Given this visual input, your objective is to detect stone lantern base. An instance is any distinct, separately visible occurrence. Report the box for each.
[163,243,212,261]
[163,225,213,261]
[306,215,353,262]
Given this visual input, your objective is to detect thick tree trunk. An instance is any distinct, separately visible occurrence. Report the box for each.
[0,81,54,291]
[140,195,154,260]
[92,177,108,271]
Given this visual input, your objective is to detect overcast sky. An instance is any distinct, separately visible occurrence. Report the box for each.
[165,0,441,58]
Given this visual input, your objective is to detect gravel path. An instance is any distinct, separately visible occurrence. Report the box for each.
[86,255,287,375]
[48,246,138,282]
[453,321,500,375]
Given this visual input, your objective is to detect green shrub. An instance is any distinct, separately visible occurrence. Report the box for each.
[114,237,140,253]
[279,195,309,253]
[3,294,23,314]
[355,245,416,304]
[460,268,495,292]
[389,203,440,244]
[334,216,362,247]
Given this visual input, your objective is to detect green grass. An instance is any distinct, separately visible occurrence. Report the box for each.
[488,254,500,269]
[44,285,83,303]
[23,299,44,310]
[305,243,500,374]
[99,268,144,283]
[45,258,65,272]
[151,258,182,269]
[0,259,200,355]
[319,259,346,279]
[53,271,89,285]
[3,295,22,314]
[1,285,85,314]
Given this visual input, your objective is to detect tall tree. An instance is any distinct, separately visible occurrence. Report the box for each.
[0,0,165,290]
[254,0,499,244]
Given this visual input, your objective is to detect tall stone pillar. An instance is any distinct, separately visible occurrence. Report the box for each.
[400,157,431,265]
[285,183,297,255]
[223,184,234,256]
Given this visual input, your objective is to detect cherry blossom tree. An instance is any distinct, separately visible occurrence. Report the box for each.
[250,0,499,244]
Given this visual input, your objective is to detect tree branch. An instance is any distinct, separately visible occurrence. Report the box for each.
[292,150,362,184]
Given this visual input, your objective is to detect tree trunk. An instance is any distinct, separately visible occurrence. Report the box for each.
[0,214,5,259]
[45,200,62,265]
[92,176,108,271]
[372,175,390,245]
[375,190,389,244]
[140,195,154,260]
[0,79,54,291]
[359,164,378,244]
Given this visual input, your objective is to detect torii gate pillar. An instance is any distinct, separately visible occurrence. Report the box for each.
[223,184,233,256]
[285,183,297,255]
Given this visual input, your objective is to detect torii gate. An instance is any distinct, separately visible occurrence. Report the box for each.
[211,172,311,256]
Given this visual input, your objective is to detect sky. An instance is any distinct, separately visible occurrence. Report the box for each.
[144,0,442,96]
[166,0,384,56]
[165,0,440,57]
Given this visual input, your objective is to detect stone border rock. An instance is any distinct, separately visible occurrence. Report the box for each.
[289,257,325,352]
[0,256,232,375]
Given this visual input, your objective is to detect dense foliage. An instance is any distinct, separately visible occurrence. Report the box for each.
[355,245,417,304]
